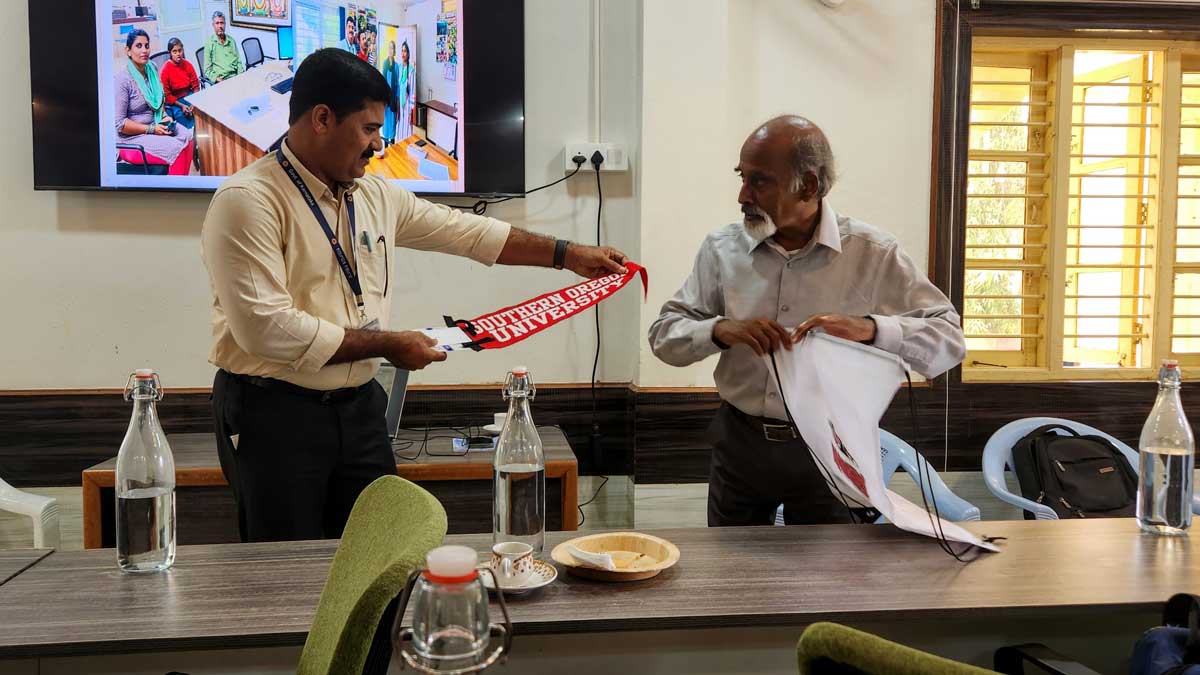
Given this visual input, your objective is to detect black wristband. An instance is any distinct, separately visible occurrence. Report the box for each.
[553,239,570,270]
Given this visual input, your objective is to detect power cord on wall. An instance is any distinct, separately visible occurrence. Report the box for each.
[448,154,587,215]
[579,149,607,527]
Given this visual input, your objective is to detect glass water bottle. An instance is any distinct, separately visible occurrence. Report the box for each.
[492,366,545,556]
[1137,359,1194,536]
[115,369,177,572]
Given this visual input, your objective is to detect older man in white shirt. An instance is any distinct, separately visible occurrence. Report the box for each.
[649,115,965,527]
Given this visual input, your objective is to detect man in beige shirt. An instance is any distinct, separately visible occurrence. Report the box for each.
[201,49,626,542]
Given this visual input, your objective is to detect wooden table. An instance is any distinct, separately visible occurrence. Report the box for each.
[187,61,293,175]
[81,428,578,549]
[0,520,1192,674]
[364,135,459,181]
[0,549,51,588]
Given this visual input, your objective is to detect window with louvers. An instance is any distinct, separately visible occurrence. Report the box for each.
[963,40,1197,382]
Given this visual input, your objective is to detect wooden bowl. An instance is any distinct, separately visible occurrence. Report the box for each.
[550,532,680,582]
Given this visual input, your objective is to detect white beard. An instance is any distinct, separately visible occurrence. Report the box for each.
[743,210,778,240]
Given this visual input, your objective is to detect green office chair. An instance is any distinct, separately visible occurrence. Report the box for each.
[798,623,995,675]
[797,623,1102,675]
[297,475,449,675]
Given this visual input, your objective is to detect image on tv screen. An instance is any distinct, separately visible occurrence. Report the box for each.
[99,0,465,192]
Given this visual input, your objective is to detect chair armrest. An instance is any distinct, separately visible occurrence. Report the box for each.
[912,456,981,522]
[0,487,53,520]
[0,485,58,549]
[994,643,1103,675]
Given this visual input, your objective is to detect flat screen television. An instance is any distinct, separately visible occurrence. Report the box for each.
[28,0,524,197]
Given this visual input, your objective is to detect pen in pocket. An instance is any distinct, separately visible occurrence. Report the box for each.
[378,235,389,296]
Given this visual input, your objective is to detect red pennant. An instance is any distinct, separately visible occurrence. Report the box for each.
[446,263,648,350]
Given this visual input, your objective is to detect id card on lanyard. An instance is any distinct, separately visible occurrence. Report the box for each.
[275,149,369,324]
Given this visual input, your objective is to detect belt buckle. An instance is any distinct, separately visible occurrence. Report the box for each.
[762,423,796,442]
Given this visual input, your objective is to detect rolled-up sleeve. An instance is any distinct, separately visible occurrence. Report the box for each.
[201,188,345,372]
[648,237,725,367]
[869,242,966,378]
[391,185,511,264]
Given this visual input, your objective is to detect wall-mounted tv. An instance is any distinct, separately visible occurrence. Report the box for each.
[28,0,524,197]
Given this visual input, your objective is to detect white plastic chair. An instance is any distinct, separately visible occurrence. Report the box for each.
[981,416,1200,520]
[0,477,59,548]
[774,429,980,525]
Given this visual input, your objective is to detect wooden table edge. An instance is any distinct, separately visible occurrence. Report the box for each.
[0,629,309,661]
[0,600,1161,660]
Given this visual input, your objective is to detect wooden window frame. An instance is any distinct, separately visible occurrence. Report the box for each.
[931,0,1200,385]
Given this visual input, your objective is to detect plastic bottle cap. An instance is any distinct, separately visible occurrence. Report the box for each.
[134,368,156,379]
[426,545,477,577]
[511,366,529,376]
[1163,359,1180,369]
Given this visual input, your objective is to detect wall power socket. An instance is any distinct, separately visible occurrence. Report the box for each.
[564,143,628,173]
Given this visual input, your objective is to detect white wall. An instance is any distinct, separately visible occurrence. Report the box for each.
[2,0,640,390]
[637,0,937,388]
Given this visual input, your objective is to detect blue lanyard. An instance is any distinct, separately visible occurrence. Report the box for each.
[275,149,365,321]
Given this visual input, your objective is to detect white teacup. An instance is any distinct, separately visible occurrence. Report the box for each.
[493,412,507,429]
[489,542,534,586]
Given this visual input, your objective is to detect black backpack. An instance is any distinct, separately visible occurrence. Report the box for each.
[1010,423,1139,519]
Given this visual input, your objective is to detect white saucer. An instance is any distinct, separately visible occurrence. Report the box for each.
[479,560,557,594]
[481,424,503,436]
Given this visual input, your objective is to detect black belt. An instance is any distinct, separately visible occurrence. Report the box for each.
[227,371,370,404]
[725,403,799,443]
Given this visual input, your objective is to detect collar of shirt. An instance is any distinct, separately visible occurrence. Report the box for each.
[742,198,843,258]
[279,139,360,202]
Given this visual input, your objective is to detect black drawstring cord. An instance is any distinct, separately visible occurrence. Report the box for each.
[769,348,993,561]
[904,371,980,562]
[770,352,869,524]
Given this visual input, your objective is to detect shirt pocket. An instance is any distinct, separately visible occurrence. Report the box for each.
[355,231,391,299]
[721,289,766,321]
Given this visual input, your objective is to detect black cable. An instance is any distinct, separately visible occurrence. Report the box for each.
[768,349,988,560]
[905,374,983,562]
[591,161,602,433]
[392,423,471,462]
[587,154,607,513]
[448,160,586,216]
[576,475,609,527]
